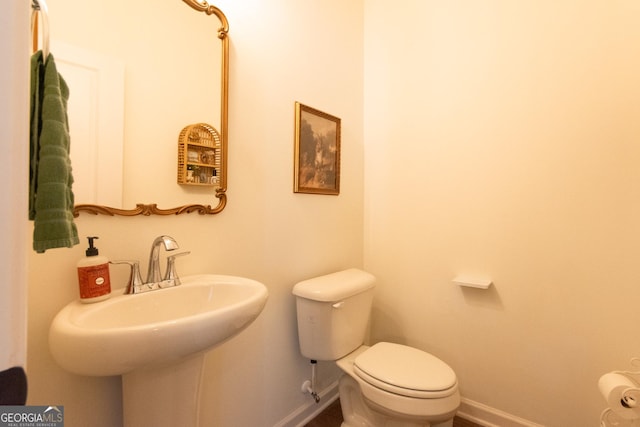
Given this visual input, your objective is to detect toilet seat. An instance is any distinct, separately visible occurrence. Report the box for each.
[354,342,457,399]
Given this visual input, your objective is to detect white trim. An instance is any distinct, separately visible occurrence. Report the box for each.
[274,388,544,427]
[274,380,340,427]
[456,397,545,427]
[0,0,29,373]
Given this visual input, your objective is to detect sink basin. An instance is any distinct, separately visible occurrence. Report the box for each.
[49,274,268,376]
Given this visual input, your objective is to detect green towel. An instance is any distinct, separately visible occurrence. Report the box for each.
[29,51,79,253]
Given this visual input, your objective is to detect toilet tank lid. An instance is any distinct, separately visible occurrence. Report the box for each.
[292,268,376,302]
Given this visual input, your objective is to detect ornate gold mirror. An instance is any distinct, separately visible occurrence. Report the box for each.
[47,0,229,216]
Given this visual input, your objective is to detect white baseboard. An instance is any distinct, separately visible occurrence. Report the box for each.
[274,388,543,427]
[273,380,340,427]
[457,397,545,427]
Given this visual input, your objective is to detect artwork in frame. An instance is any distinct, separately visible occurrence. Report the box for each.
[293,102,341,195]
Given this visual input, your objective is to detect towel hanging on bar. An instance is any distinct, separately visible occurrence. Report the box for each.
[29,50,80,253]
[31,0,50,60]
[29,0,79,252]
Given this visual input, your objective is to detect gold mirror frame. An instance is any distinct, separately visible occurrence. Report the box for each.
[73,0,229,217]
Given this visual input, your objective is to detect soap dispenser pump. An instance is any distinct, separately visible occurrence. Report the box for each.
[77,236,111,303]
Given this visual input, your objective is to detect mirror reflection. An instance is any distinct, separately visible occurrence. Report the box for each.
[48,0,227,215]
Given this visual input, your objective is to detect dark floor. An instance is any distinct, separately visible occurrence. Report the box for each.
[305,398,343,427]
[305,399,482,427]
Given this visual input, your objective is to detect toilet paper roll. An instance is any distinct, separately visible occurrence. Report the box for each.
[599,373,640,420]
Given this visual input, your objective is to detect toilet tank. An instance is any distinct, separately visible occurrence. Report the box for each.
[292,268,375,361]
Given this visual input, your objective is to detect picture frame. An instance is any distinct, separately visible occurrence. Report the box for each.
[293,102,341,195]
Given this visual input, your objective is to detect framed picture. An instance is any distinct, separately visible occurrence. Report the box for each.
[293,102,341,195]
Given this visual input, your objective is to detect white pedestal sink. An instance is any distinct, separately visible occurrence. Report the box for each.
[49,274,268,427]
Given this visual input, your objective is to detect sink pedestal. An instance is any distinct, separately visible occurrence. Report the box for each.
[122,353,205,427]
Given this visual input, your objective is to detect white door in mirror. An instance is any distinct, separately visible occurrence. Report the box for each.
[53,40,124,207]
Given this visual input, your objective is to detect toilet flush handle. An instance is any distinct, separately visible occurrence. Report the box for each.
[332,301,344,309]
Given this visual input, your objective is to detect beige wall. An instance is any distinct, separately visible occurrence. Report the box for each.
[25,0,364,426]
[364,1,640,426]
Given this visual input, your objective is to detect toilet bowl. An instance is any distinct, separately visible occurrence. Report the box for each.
[337,344,459,427]
[293,269,461,427]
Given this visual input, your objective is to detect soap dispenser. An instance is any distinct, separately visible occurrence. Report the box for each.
[77,236,111,303]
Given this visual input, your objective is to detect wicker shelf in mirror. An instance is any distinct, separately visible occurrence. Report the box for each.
[178,123,221,187]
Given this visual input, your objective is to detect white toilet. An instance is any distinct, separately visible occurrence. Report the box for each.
[293,268,460,427]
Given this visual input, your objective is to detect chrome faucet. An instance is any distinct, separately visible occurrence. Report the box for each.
[165,251,190,286]
[111,235,190,295]
[110,260,144,295]
[146,235,179,284]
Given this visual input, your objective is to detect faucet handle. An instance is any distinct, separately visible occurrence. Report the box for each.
[164,251,191,285]
[110,260,144,294]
